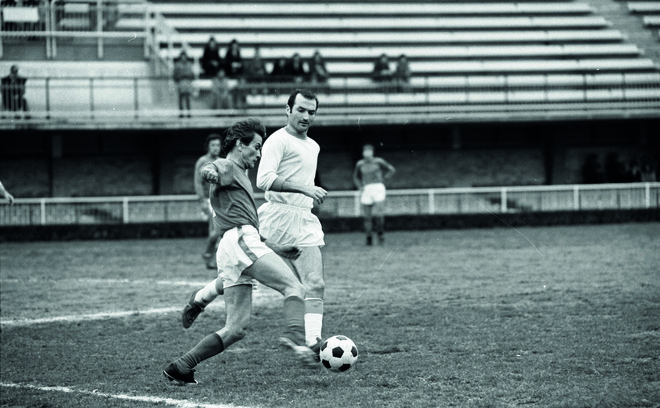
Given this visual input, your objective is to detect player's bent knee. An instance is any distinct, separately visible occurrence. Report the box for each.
[227,325,248,342]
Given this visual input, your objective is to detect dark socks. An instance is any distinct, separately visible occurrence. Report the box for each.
[176,332,225,373]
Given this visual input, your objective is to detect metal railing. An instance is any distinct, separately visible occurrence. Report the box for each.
[0,0,151,59]
[1,183,658,227]
[1,75,659,123]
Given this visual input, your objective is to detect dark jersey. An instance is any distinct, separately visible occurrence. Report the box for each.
[209,160,259,237]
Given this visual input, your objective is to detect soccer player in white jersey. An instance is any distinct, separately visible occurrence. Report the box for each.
[353,143,396,245]
[164,118,317,385]
[256,89,328,349]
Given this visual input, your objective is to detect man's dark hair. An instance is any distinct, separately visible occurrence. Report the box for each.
[220,118,266,157]
[287,89,318,111]
[204,133,221,149]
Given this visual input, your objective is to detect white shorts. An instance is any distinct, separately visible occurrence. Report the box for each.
[361,183,386,206]
[216,225,273,288]
[258,202,325,247]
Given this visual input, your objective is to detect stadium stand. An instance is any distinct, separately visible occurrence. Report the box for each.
[112,0,660,119]
[627,1,660,38]
[0,0,659,125]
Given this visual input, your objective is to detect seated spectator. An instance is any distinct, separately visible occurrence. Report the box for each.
[288,53,307,84]
[200,37,223,78]
[372,53,393,84]
[309,50,329,88]
[269,57,291,94]
[1,65,29,116]
[393,54,411,92]
[244,46,268,93]
[173,50,195,117]
[211,69,232,110]
[224,38,244,79]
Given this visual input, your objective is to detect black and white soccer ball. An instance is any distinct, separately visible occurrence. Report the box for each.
[319,335,358,372]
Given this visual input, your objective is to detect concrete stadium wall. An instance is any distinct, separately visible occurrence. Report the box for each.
[0,119,658,198]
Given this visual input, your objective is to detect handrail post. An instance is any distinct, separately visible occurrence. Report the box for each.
[134,77,139,119]
[45,78,51,119]
[645,183,651,208]
[144,3,151,59]
[97,0,104,60]
[122,197,129,224]
[50,2,58,58]
[90,78,95,119]
[501,188,507,212]
[428,189,435,215]
[573,185,580,210]
[40,199,47,225]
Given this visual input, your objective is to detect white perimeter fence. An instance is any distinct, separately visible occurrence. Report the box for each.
[1,183,658,227]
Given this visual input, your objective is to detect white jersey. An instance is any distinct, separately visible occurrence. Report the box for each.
[256,127,320,209]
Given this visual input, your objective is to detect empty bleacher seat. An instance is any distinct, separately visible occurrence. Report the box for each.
[1,7,39,24]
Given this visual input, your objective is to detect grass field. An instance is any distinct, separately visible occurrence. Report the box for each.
[1,223,659,408]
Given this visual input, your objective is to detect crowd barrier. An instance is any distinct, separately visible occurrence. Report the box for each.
[1,183,658,227]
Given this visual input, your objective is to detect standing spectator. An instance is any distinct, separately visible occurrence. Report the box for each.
[224,39,244,79]
[1,65,29,115]
[244,46,268,94]
[582,154,605,184]
[372,53,393,84]
[288,53,307,84]
[200,37,223,78]
[309,50,329,90]
[173,50,194,118]
[641,163,657,182]
[627,159,642,182]
[393,54,411,93]
[0,181,14,205]
[605,153,627,183]
[194,134,223,270]
[211,69,232,110]
[353,144,396,246]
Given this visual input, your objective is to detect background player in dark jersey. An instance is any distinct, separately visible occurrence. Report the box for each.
[195,134,222,269]
[353,143,396,245]
[164,119,317,385]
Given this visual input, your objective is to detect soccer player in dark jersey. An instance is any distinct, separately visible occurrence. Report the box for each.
[353,143,396,245]
[195,134,222,269]
[164,118,317,385]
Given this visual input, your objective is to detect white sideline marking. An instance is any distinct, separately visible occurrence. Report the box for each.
[0,382,250,408]
[0,287,280,328]
[1,278,212,286]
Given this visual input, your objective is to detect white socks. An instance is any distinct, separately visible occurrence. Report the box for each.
[194,278,222,307]
[304,298,323,346]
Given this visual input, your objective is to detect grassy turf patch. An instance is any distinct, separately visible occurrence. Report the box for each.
[1,224,659,408]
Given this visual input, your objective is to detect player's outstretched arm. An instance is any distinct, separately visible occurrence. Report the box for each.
[0,181,14,205]
[200,159,233,186]
[352,161,363,190]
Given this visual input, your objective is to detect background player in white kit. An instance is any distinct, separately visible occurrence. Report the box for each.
[353,143,396,245]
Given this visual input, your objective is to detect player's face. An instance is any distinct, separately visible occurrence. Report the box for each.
[208,139,221,157]
[286,94,317,136]
[363,147,374,159]
[240,134,263,169]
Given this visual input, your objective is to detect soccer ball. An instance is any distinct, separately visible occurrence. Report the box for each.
[319,335,358,372]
